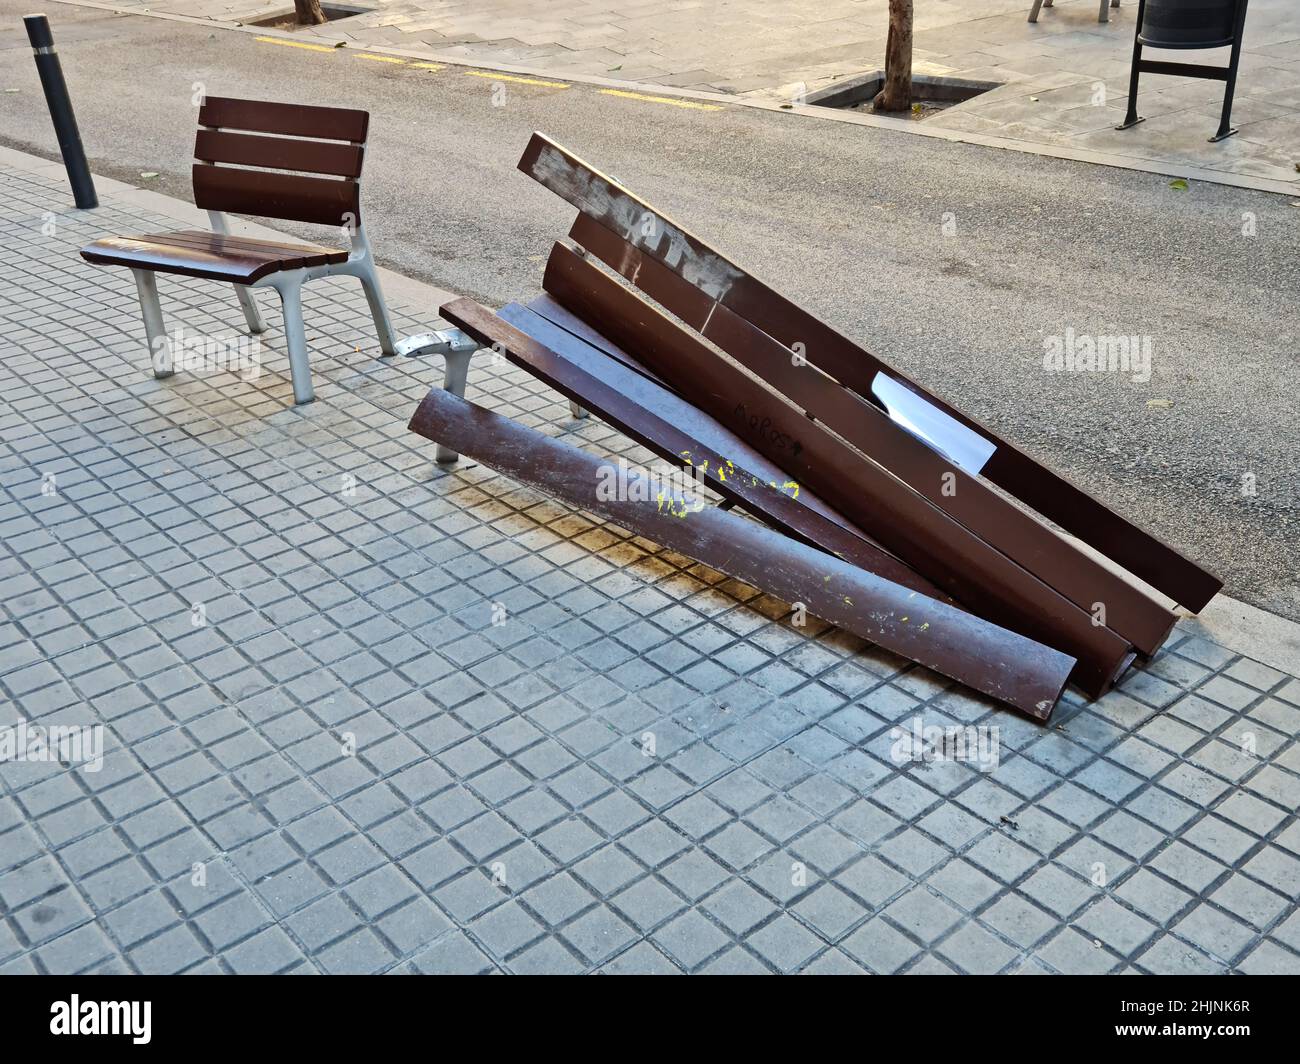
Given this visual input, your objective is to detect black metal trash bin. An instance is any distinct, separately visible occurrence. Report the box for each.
[1140,0,1239,47]
[1118,0,1251,142]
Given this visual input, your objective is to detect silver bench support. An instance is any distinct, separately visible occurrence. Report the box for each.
[396,328,482,464]
[398,327,591,463]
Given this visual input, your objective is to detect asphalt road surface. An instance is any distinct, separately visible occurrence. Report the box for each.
[1,2,1297,621]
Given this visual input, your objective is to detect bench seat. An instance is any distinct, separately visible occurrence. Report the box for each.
[81,230,349,284]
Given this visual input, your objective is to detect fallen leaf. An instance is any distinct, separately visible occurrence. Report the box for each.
[139,172,159,179]
[1030,95,1039,102]
[333,41,346,49]
[1169,178,1188,190]
[1147,398,1173,409]
[608,65,622,71]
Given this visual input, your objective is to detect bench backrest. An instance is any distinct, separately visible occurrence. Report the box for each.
[192,97,369,229]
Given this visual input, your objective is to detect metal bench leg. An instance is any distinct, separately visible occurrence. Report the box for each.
[234,285,266,334]
[132,269,172,379]
[273,276,315,405]
[359,265,397,356]
[435,346,474,464]
[569,401,589,420]
[1028,0,1045,22]
[1098,0,1109,21]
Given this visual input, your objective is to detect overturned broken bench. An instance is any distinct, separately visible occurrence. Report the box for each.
[409,133,1221,722]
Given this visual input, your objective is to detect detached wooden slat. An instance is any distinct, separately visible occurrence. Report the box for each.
[199,96,369,143]
[522,133,1222,612]
[409,385,1077,722]
[194,129,364,177]
[193,164,360,228]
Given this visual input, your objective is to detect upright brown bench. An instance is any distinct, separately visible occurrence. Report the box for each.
[81,96,394,404]
[408,133,1223,721]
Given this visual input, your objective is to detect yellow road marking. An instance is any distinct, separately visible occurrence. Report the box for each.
[464,70,570,88]
[254,36,336,53]
[598,88,721,111]
[355,53,406,64]
[409,62,444,71]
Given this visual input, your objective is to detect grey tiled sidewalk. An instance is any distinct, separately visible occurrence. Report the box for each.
[1,157,1298,975]
[73,0,1300,187]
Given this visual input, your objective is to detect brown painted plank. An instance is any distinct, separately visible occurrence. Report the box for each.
[192,164,360,228]
[444,296,948,602]
[80,236,272,282]
[79,231,346,282]
[194,129,364,178]
[199,96,369,143]
[540,243,1135,697]
[520,133,1222,612]
[409,386,1076,721]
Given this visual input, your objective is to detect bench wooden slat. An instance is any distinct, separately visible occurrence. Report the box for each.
[198,96,369,143]
[523,133,1221,613]
[194,129,364,178]
[80,231,347,282]
[129,229,345,258]
[542,240,1135,697]
[193,164,360,228]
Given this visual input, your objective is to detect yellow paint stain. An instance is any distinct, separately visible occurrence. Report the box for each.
[919,622,930,632]
[409,62,444,71]
[599,88,722,111]
[255,36,336,53]
[465,70,570,88]
[356,53,406,64]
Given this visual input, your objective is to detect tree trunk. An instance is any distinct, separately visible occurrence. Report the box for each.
[294,0,327,25]
[873,0,914,112]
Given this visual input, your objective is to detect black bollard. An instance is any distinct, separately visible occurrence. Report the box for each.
[23,13,97,208]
